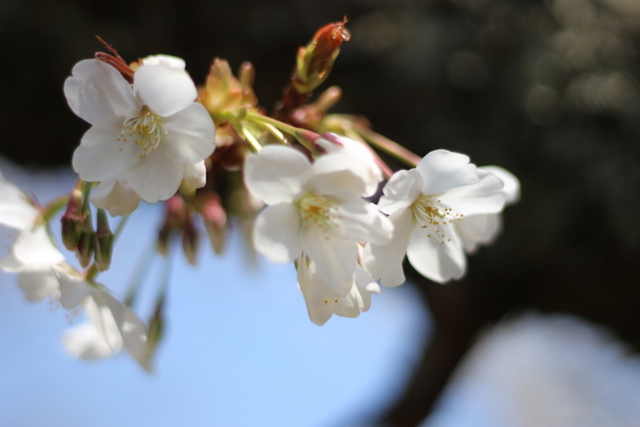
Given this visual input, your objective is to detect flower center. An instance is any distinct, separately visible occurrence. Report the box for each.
[412,194,463,245]
[296,192,342,234]
[118,107,166,158]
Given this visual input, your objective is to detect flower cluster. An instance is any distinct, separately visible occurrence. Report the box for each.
[0,23,521,370]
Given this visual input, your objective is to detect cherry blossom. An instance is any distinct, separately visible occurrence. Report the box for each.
[244,145,393,293]
[364,150,508,285]
[64,56,215,215]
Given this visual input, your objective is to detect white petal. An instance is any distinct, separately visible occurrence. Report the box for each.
[244,146,310,205]
[10,226,64,268]
[332,201,393,245]
[363,208,414,287]
[309,154,367,200]
[64,59,141,125]
[317,135,383,197]
[183,161,207,189]
[253,203,302,263]
[406,221,466,283]
[417,150,479,196]
[17,266,60,301]
[481,166,521,205]
[438,170,505,215]
[62,321,118,360]
[94,292,146,352]
[53,265,96,310]
[301,227,357,293]
[378,169,423,215]
[0,177,39,230]
[456,213,502,254]
[141,55,186,69]
[90,176,141,216]
[297,257,336,326]
[163,103,216,164]
[134,64,197,117]
[124,146,184,203]
[72,117,143,182]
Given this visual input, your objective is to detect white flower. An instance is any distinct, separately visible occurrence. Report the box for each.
[364,150,507,286]
[0,174,65,300]
[64,56,215,214]
[54,265,147,363]
[297,250,380,326]
[315,133,383,197]
[244,145,393,292]
[456,166,520,254]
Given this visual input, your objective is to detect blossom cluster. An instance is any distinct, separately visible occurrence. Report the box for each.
[0,23,520,370]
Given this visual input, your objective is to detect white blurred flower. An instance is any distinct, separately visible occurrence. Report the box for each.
[0,174,65,300]
[64,56,215,215]
[244,145,393,293]
[54,265,147,363]
[297,250,380,326]
[364,150,507,286]
[315,133,383,197]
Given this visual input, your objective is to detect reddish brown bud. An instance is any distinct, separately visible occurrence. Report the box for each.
[200,193,227,255]
[61,189,84,251]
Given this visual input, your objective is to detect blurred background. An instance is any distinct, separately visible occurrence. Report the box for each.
[2,0,640,426]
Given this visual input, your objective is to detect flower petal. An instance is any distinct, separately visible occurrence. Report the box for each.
[332,201,393,245]
[309,154,367,200]
[417,150,479,196]
[438,170,505,215]
[53,265,96,310]
[363,208,414,287]
[183,161,207,189]
[72,117,142,182]
[456,213,502,254]
[163,103,216,164]
[11,226,64,267]
[377,169,423,215]
[64,59,141,125]
[406,221,466,283]
[124,146,184,203]
[481,166,521,205]
[0,177,39,230]
[301,226,357,294]
[244,146,310,205]
[134,64,197,117]
[297,256,336,326]
[253,203,302,263]
[90,176,141,216]
[62,321,118,360]
[17,266,60,301]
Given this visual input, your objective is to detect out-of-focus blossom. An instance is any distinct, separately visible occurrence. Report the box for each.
[0,174,65,300]
[54,265,147,363]
[364,150,507,286]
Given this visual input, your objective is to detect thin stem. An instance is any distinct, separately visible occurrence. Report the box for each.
[246,111,315,151]
[354,124,422,167]
[124,241,158,307]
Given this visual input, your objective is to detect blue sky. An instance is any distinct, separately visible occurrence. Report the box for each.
[0,159,430,427]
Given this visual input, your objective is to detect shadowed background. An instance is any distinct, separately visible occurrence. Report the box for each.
[1,0,640,425]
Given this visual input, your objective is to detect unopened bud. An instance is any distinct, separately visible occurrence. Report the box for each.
[76,211,95,268]
[132,294,166,373]
[200,193,227,255]
[157,195,186,255]
[94,209,114,272]
[295,19,350,93]
[200,58,258,119]
[182,209,199,266]
[61,188,84,251]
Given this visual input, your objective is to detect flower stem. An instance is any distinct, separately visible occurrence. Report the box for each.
[353,124,422,167]
[246,111,315,151]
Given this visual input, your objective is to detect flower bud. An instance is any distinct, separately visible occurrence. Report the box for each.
[61,188,84,251]
[200,58,258,119]
[182,209,199,266]
[294,19,350,93]
[200,193,227,255]
[76,211,95,268]
[132,294,165,373]
[94,209,114,272]
[157,195,186,255]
